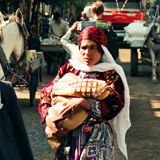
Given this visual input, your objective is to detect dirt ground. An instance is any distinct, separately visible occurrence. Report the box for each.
[15,49,160,160]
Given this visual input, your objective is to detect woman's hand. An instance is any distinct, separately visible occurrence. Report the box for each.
[58,97,91,117]
[45,96,91,139]
[45,115,66,139]
[70,21,79,33]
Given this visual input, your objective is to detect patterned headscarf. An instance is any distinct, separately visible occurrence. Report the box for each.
[78,26,107,46]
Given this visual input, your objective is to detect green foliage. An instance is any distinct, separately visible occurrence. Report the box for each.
[72,0,94,17]
[72,0,94,9]
[37,0,95,19]
[40,0,94,10]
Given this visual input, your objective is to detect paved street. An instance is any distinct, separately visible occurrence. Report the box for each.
[15,49,160,160]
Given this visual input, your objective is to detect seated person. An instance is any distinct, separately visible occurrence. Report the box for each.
[30,25,41,51]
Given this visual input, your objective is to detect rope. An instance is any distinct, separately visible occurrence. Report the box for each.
[115,0,120,12]
[121,0,128,11]
[11,71,29,90]
[115,0,128,12]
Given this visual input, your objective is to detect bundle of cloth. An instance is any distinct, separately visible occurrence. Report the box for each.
[123,20,150,47]
[46,73,118,155]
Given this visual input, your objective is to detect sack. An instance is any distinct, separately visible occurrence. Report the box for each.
[51,73,112,100]
[124,21,148,38]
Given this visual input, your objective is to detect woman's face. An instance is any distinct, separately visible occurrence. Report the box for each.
[79,40,101,66]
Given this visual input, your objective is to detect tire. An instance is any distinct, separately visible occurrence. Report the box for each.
[130,48,138,77]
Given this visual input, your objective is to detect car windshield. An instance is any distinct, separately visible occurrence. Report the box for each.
[103,2,140,9]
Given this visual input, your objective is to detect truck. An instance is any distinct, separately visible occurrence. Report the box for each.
[101,0,143,45]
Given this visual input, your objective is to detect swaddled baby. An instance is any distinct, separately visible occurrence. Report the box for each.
[45,73,115,156]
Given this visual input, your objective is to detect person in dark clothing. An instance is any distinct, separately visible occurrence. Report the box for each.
[69,12,75,27]
[23,12,32,50]
[30,24,41,51]
[91,1,119,60]
[76,12,82,21]
[0,81,34,160]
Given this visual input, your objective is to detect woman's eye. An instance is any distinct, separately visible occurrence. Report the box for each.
[90,46,95,50]
[81,46,87,50]
[80,46,97,50]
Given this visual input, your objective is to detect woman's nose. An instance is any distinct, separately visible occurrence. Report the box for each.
[84,48,90,55]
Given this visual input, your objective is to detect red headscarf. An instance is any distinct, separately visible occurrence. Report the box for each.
[78,26,107,46]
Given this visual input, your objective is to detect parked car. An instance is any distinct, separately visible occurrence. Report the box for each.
[101,0,143,44]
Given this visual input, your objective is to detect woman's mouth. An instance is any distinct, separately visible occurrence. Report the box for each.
[84,57,90,62]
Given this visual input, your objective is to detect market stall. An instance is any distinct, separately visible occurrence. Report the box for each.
[41,38,66,74]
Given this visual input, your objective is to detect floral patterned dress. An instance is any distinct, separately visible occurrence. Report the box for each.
[39,61,124,160]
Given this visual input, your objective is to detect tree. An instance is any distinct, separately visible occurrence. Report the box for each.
[40,0,94,13]
[31,0,94,25]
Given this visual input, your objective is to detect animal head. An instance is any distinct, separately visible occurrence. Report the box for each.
[9,8,24,25]
[0,9,28,80]
[0,11,5,24]
[15,8,23,24]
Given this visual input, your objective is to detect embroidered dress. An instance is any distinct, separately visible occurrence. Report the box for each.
[39,61,124,160]
[60,29,130,159]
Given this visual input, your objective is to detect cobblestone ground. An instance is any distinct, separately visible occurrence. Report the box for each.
[15,49,160,160]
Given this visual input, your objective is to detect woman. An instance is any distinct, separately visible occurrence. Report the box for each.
[39,22,131,160]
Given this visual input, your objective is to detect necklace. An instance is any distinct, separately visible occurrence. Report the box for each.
[115,0,128,12]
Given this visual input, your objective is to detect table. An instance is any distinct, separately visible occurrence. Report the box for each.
[41,44,66,74]
[28,55,42,106]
